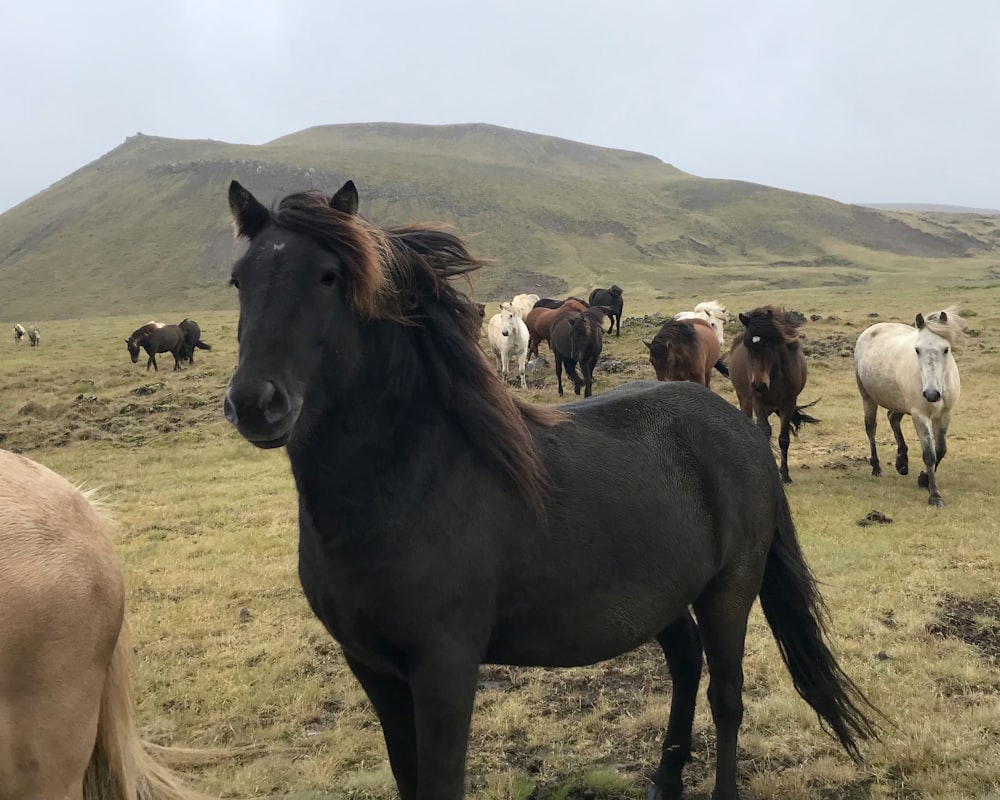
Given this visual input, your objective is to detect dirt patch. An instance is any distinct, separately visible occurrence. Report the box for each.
[927,595,1000,661]
[857,510,893,527]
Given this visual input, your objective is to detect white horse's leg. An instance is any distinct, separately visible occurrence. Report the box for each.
[910,413,943,506]
[934,409,952,466]
[517,347,527,389]
[887,411,909,475]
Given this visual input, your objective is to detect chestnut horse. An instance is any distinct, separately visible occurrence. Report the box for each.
[730,307,818,483]
[0,449,210,799]
[645,318,722,388]
[524,298,588,359]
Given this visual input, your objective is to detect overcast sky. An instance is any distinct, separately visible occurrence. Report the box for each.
[3,1,998,214]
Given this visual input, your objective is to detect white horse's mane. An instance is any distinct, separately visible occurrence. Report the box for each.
[692,300,728,321]
[922,306,968,348]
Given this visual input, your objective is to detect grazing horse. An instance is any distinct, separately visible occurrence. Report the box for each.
[223,180,877,800]
[524,298,588,359]
[510,293,540,320]
[730,306,818,483]
[12,324,25,344]
[645,318,722,388]
[588,285,624,336]
[549,306,607,397]
[27,325,40,346]
[854,307,966,506]
[125,323,186,371]
[487,303,530,388]
[178,319,212,365]
[0,449,208,800]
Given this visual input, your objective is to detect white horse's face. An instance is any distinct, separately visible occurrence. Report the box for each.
[913,324,953,403]
[498,306,517,337]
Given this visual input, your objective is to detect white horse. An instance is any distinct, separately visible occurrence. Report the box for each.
[510,293,540,321]
[854,306,966,506]
[487,303,530,389]
[674,300,728,347]
[13,324,25,345]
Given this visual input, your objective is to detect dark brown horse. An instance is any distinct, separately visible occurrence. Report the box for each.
[730,306,818,483]
[588,285,624,336]
[223,181,877,800]
[549,306,606,397]
[645,318,722,388]
[177,319,212,365]
[524,298,588,359]
[125,322,186,371]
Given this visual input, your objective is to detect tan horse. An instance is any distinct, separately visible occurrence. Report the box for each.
[0,449,211,800]
[644,317,722,388]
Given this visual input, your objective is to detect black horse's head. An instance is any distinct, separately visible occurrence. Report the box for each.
[125,338,141,363]
[223,180,375,448]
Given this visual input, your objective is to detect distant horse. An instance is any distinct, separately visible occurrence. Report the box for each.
[125,323,186,371]
[510,293,540,320]
[178,319,212,365]
[730,306,818,483]
[487,303,530,388]
[675,300,729,348]
[27,325,40,347]
[854,307,966,506]
[524,298,588,359]
[532,296,590,311]
[549,305,607,397]
[0,449,209,799]
[12,324,25,345]
[645,318,722,388]
[588,285,624,336]
[223,180,877,800]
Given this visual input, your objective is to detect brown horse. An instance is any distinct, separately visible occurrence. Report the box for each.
[524,298,588,359]
[125,322,186,371]
[0,449,210,799]
[645,318,722,388]
[730,306,818,483]
[549,306,607,397]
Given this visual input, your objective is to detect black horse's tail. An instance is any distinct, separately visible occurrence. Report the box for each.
[758,493,881,761]
[194,339,212,351]
[791,398,820,434]
[713,358,729,378]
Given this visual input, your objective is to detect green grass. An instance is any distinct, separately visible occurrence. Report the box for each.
[2,273,999,799]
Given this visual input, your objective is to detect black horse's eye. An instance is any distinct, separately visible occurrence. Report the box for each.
[229,276,240,289]
[320,269,337,287]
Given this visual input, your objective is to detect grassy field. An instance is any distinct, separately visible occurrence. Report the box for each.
[1,274,999,799]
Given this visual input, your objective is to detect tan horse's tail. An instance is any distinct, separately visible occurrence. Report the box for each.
[83,618,215,800]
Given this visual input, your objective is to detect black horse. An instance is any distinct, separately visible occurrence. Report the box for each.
[549,306,607,397]
[125,323,185,371]
[178,319,212,364]
[588,285,624,336]
[533,296,590,311]
[223,181,878,800]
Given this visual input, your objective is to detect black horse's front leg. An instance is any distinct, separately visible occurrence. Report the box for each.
[408,643,480,800]
[344,652,419,800]
[777,414,792,483]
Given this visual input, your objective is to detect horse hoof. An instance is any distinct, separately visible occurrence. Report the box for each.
[917,472,930,488]
[871,467,883,477]
[929,495,944,507]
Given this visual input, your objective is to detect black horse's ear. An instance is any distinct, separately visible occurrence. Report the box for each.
[229,181,270,240]
[915,313,926,329]
[739,313,750,327]
[330,181,359,216]
[642,339,652,350]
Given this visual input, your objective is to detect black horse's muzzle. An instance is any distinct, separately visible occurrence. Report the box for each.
[224,378,296,448]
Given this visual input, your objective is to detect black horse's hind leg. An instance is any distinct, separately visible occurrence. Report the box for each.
[344,653,419,800]
[555,354,565,396]
[887,410,908,475]
[693,595,752,800]
[648,612,703,800]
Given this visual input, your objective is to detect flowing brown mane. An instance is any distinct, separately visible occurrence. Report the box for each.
[270,189,563,514]
[741,305,802,345]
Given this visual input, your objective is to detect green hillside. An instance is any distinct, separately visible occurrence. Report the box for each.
[1,122,997,320]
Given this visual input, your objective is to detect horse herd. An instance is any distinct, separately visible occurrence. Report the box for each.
[484,289,966,505]
[0,180,971,799]
[124,318,212,371]
[11,322,40,346]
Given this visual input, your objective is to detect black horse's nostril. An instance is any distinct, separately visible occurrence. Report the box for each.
[260,381,291,424]
[225,380,292,429]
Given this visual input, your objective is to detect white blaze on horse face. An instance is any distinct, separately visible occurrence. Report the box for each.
[272,241,286,251]
[751,335,761,344]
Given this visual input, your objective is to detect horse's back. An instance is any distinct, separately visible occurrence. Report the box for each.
[0,450,124,797]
